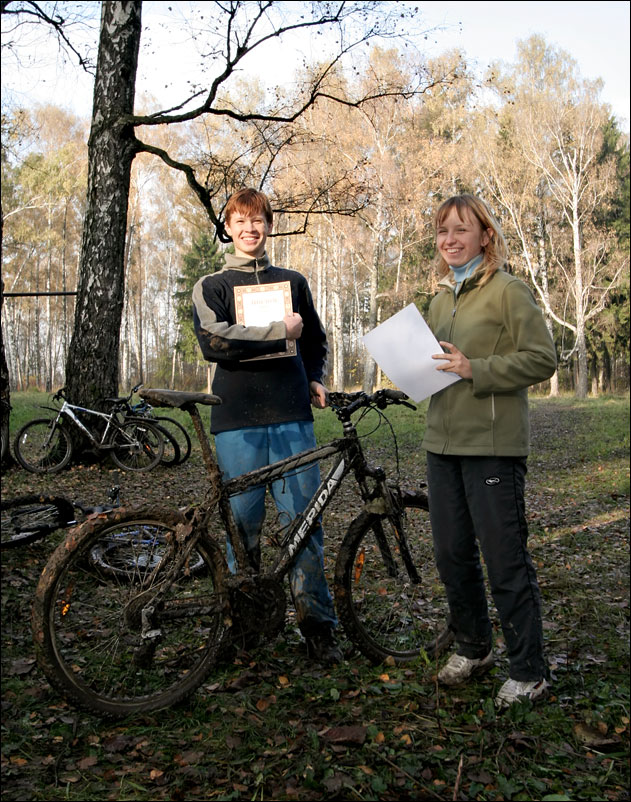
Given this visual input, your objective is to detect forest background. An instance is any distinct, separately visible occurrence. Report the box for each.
[1,1,629,403]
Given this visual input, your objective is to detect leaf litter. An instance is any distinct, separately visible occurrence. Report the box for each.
[1,398,629,800]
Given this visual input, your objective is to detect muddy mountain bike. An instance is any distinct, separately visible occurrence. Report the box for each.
[32,388,451,717]
[13,388,165,473]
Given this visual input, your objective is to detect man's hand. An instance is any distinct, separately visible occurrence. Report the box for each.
[432,341,473,380]
[284,312,303,340]
[310,381,328,409]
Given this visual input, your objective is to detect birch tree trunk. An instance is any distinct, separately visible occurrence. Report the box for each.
[64,0,141,407]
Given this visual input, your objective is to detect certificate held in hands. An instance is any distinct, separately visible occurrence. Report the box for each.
[234,281,297,361]
[362,303,460,402]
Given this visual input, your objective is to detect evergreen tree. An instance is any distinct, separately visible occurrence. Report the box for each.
[174,232,225,363]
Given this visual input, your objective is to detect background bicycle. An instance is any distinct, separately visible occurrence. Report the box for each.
[32,387,451,717]
[12,388,165,473]
[1,486,203,581]
[117,383,192,466]
[1,486,120,550]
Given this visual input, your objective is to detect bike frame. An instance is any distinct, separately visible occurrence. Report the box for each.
[185,401,397,586]
[43,400,134,450]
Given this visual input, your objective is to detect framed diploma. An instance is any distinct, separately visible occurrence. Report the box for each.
[234,281,296,360]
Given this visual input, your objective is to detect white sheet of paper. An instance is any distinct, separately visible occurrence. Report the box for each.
[362,303,461,402]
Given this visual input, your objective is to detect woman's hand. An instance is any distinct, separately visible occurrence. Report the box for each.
[309,381,328,409]
[432,341,473,380]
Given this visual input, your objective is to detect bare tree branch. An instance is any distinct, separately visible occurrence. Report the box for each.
[1,0,96,72]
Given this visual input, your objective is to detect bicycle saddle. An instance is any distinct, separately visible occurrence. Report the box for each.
[139,389,222,408]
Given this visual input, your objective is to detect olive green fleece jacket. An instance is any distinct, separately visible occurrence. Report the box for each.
[421,269,557,457]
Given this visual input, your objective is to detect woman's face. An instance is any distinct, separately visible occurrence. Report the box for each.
[436,206,491,268]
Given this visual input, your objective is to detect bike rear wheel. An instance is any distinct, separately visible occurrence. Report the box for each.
[32,507,228,717]
[13,418,73,474]
[334,491,452,664]
[109,420,164,471]
[153,417,192,465]
[1,495,75,549]
[151,422,181,467]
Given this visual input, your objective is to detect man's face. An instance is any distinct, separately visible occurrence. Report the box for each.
[225,209,272,259]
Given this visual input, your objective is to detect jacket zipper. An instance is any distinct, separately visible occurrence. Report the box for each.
[448,285,496,437]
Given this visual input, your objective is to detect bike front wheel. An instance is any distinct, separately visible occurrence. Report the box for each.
[109,420,164,471]
[1,495,75,549]
[32,507,228,717]
[334,491,452,664]
[13,418,73,473]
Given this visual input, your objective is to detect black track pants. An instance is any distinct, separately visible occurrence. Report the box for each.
[426,452,547,681]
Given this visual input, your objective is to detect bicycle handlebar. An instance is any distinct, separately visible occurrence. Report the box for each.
[53,383,144,408]
[328,388,416,416]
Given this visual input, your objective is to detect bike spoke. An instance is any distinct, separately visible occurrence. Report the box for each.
[35,511,227,715]
[336,497,450,663]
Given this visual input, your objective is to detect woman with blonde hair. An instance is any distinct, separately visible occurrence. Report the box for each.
[423,193,557,708]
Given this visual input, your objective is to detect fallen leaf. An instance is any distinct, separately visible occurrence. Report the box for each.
[574,723,622,751]
[9,658,35,676]
[256,694,276,711]
[322,726,367,745]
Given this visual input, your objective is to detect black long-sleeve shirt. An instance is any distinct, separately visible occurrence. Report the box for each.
[192,252,327,434]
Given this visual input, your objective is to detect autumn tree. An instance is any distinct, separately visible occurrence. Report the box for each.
[1,0,96,417]
[1,105,87,389]
[1,0,447,408]
[174,230,224,386]
[483,35,625,398]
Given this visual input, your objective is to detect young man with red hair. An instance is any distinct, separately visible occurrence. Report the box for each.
[193,188,341,665]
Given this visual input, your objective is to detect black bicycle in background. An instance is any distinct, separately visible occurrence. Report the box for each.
[119,383,192,466]
[1,486,121,550]
[32,387,452,717]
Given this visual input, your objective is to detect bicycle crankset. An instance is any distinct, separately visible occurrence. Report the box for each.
[228,576,287,650]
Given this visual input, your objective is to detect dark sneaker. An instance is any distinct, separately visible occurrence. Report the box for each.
[305,628,343,666]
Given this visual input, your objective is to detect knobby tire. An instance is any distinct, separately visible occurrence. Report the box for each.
[334,491,452,664]
[13,418,73,474]
[32,507,228,717]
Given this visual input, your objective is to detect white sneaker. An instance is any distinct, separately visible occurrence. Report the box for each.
[437,650,494,686]
[495,678,550,708]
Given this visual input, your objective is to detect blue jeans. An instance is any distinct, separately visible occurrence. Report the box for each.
[214,421,337,632]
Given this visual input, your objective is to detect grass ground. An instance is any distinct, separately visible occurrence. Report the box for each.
[1,393,629,801]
